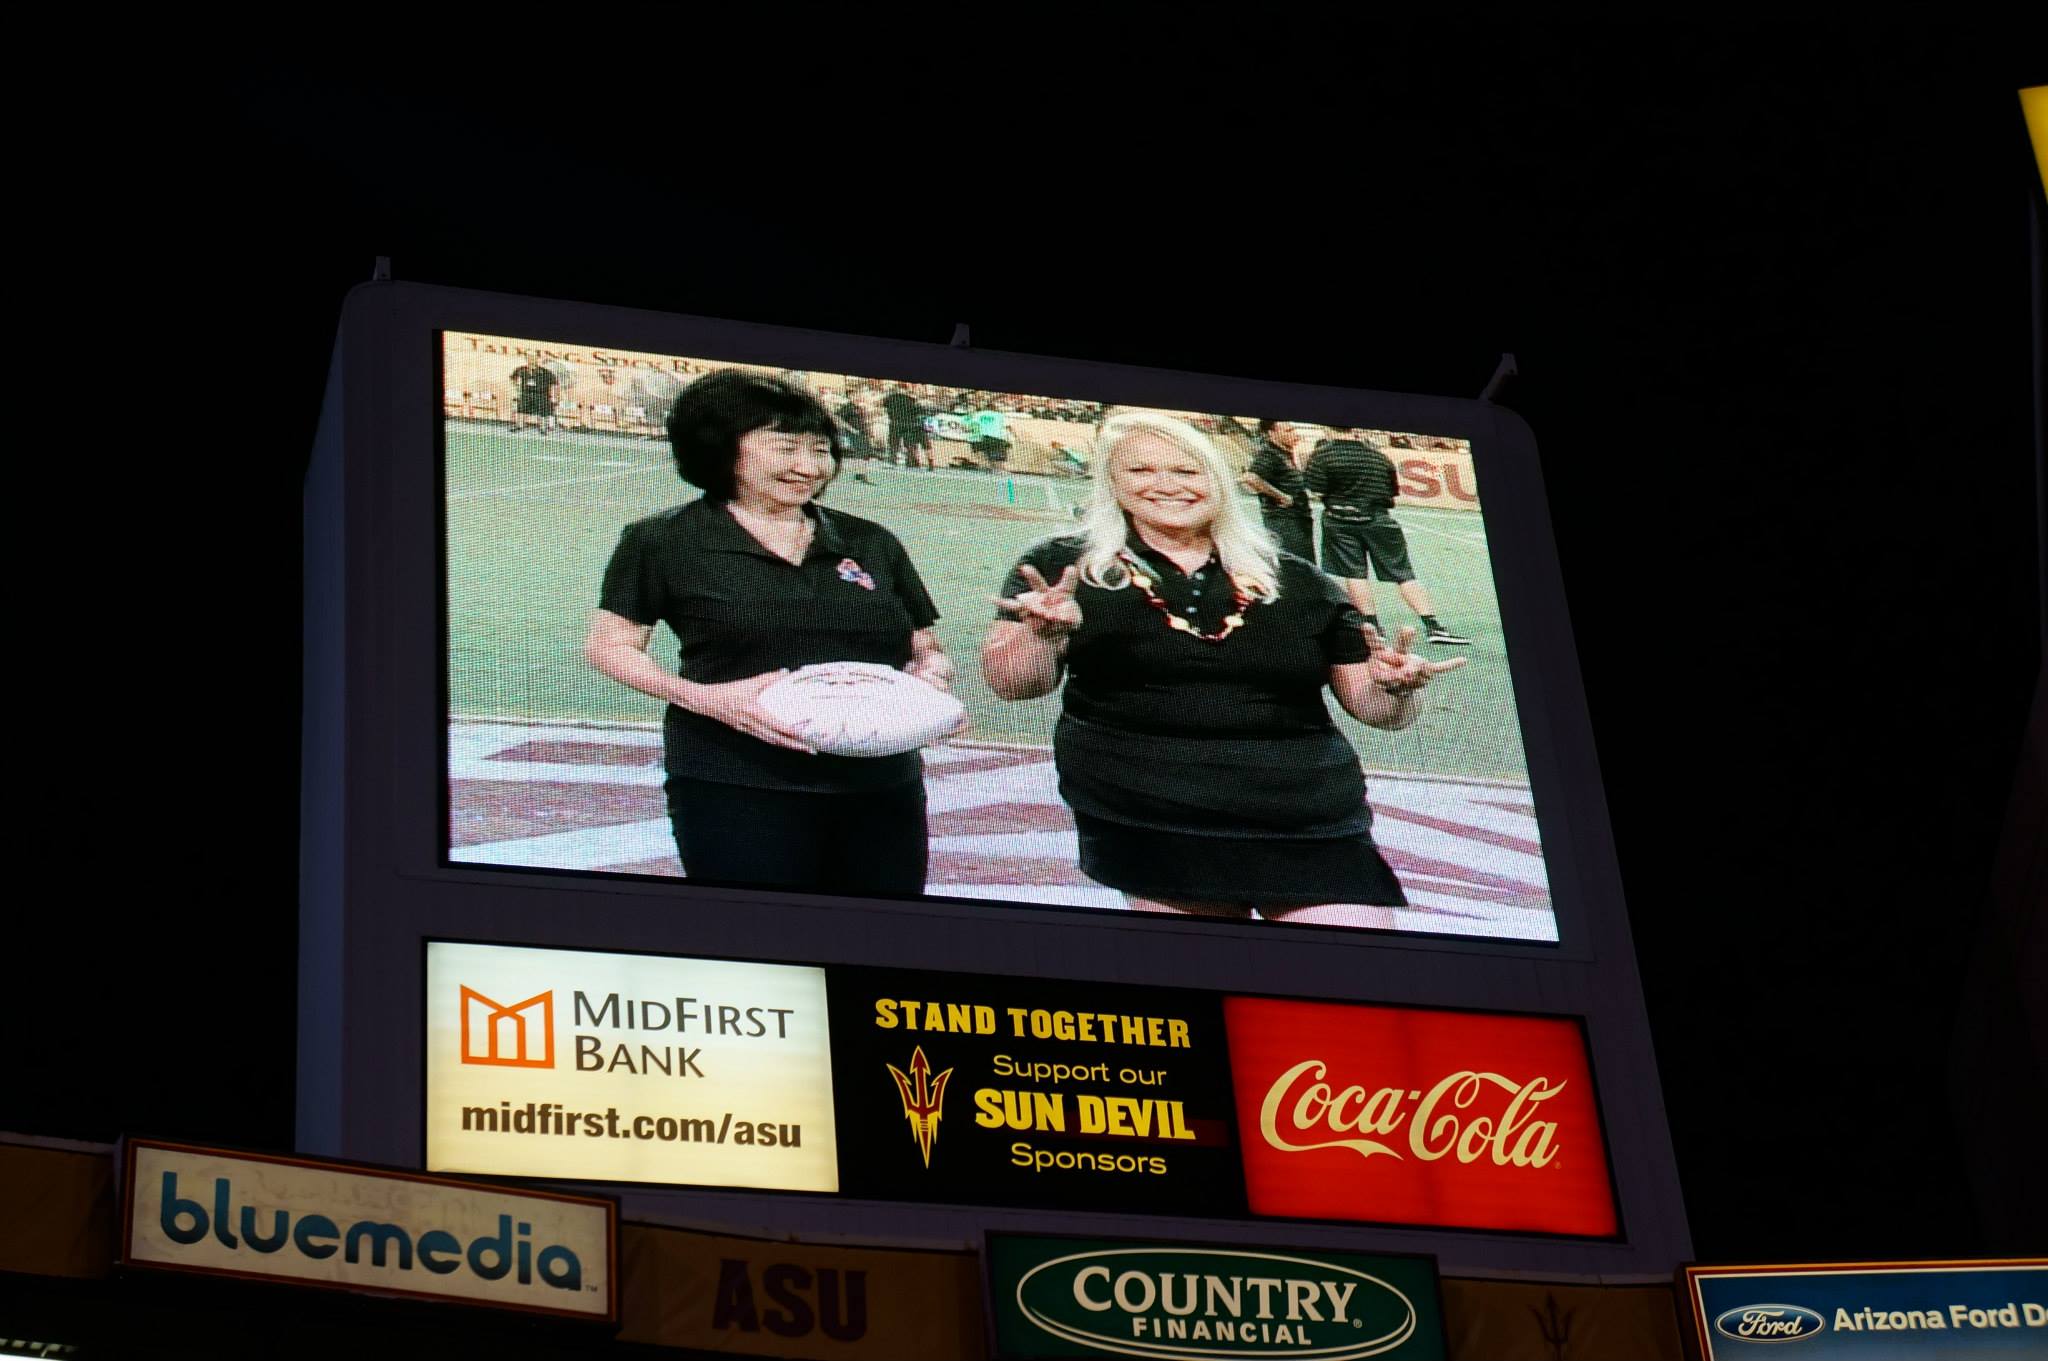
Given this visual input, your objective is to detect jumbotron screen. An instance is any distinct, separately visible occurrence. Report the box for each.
[442,331,1557,943]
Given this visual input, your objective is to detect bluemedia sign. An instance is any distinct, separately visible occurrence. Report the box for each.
[1685,1262,2047,1359]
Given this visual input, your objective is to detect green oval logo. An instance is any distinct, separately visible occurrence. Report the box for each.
[1015,1247,1417,1359]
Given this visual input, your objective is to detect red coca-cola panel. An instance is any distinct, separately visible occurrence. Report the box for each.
[1224,996,1618,1236]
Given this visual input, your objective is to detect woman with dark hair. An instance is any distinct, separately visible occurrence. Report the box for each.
[584,369,954,895]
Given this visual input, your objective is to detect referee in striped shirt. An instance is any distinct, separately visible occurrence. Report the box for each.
[1304,425,1470,646]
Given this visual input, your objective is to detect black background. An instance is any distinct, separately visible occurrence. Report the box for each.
[18,21,2044,1266]
[828,968,1243,1217]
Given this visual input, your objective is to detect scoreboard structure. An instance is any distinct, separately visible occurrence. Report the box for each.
[301,280,1689,1279]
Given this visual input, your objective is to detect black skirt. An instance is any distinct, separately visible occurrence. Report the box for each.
[1072,813,1407,907]
[1054,714,1405,907]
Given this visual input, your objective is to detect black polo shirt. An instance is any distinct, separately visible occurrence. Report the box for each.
[881,390,922,428]
[600,497,939,791]
[1247,439,1310,522]
[1000,534,1372,739]
[1305,438,1401,515]
[511,365,557,399]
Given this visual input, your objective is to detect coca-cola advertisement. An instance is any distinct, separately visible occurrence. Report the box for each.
[1223,996,1618,1236]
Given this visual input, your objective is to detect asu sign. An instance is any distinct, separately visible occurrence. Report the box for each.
[121,1140,615,1320]
[987,1233,1445,1360]
[619,1222,986,1359]
[426,942,838,1191]
[1224,997,1617,1236]
[887,1045,952,1168]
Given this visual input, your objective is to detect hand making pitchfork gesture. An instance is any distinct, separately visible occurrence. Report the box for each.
[1362,622,1466,696]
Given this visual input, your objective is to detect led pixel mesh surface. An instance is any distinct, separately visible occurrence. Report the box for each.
[442,332,1557,941]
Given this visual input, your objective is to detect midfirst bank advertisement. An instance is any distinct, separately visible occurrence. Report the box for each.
[426,942,838,1191]
[1685,1261,2047,1359]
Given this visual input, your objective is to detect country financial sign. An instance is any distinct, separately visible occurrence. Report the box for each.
[121,1140,616,1319]
[426,942,838,1191]
[1684,1261,2048,1359]
[986,1232,1445,1360]
[1224,997,1618,1236]
[827,969,1244,1217]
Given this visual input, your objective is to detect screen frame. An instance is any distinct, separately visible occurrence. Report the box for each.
[304,279,1686,1280]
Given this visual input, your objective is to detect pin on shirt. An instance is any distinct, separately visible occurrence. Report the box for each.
[837,557,877,590]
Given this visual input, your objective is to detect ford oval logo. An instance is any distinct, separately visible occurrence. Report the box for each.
[1714,1304,1826,1342]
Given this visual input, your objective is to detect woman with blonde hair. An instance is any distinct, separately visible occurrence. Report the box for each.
[982,411,1462,925]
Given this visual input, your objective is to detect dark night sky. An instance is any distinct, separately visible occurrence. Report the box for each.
[22,23,2044,1266]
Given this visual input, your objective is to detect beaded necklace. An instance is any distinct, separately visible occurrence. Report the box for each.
[1117,549,1257,643]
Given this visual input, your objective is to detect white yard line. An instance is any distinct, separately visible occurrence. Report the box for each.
[1357,766,1540,790]
[925,761,1064,812]
[930,830,1080,859]
[530,455,639,468]
[453,722,664,748]
[1391,901,1556,939]
[451,818,676,869]
[1369,815,1550,881]
[921,743,1010,766]
[448,716,663,733]
[450,758,664,787]
[447,462,669,502]
[929,884,1126,909]
[1398,517,1489,549]
[1369,787,1546,840]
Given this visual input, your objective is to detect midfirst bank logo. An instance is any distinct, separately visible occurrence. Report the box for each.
[886,1045,952,1168]
[461,986,556,1068]
[455,980,804,1077]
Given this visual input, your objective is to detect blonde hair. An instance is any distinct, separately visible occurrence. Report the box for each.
[1074,412,1281,600]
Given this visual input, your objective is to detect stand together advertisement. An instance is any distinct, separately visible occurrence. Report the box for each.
[426,943,1618,1239]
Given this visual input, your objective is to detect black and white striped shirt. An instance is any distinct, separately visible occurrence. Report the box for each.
[1305,438,1400,515]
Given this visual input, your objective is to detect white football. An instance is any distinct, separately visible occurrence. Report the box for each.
[757,662,967,758]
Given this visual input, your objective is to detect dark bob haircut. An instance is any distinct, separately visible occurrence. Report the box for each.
[665,369,841,500]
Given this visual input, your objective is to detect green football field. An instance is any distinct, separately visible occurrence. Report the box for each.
[445,423,1532,780]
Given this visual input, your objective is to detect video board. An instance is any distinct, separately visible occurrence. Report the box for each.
[443,331,1555,943]
[303,281,1687,1280]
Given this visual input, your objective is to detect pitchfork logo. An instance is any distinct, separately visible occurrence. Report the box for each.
[885,1046,953,1168]
[460,986,556,1068]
